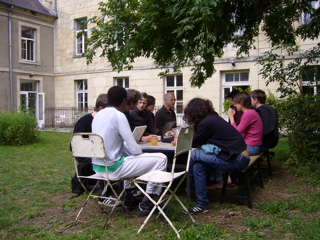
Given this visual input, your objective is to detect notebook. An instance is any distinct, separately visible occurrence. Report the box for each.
[132,125,147,143]
[160,121,176,138]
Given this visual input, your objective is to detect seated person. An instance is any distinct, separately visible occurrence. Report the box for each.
[227,90,243,125]
[155,92,177,133]
[91,86,168,216]
[123,89,141,122]
[146,95,156,125]
[250,89,279,152]
[70,93,108,195]
[227,91,263,156]
[182,98,249,214]
[129,92,161,137]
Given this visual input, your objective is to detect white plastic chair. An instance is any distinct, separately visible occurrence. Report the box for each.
[133,127,196,239]
[71,133,129,227]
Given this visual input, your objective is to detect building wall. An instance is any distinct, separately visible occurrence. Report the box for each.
[0,2,56,112]
[54,0,318,118]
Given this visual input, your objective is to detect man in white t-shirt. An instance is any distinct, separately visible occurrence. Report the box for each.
[92,86,167,217]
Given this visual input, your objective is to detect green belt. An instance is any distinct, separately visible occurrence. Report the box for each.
[93,155,124,173]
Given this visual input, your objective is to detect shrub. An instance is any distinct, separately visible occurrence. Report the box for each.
[0,109,39,145]
[274,94,320,165]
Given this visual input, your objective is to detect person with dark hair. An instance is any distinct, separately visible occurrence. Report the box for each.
[227,90,243,125]
[146,95,156,125]
[70,93,108,195]
[227,92,263,155]
[91,86,167,216]
[129,92,160,137]
[155,92,177,132]
[250,89,279,151]
[182,98,249,214]
[123,89,141,122]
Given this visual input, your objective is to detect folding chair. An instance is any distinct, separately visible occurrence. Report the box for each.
[133,127,195,239]
[71,133,129,227]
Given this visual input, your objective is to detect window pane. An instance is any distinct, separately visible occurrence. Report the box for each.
[240,72,249,81]
[234,73,239,82]
[22,29,34,38]
[167,76,174,86]
[125,78,129,88]
[176,75,183,86]
[116,78,123,86]
[224,88,231,99]
[225,73,233,82]
[176,102,183,114]
[176,90,183,101]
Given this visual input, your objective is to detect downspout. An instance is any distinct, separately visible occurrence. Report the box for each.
[8,5,14,111]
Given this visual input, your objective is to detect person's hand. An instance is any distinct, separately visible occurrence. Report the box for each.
[164,130,174,137]
[227,107,236,117]
[141,134,158,142]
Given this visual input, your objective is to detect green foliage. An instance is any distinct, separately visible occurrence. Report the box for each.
[273,94,320,166]
[0,109,39,145]
[84,0,317,88]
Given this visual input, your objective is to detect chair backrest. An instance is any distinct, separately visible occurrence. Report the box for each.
[71,133,106,159]
[174,127,194,157]
[171,127,194,172]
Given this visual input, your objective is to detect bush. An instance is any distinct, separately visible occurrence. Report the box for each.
[0,109,39,145]
[273,94,320,165]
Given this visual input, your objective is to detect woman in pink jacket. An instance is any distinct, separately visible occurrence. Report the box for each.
[227,91,263,156]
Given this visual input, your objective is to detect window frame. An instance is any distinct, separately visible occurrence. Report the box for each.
[165,75,184,115]
[75,80,88,110]
[114,77,129,88]
[19,22,40,63]
[75,18,88,55]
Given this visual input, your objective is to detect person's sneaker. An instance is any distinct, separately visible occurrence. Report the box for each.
[138,202,151,217]
[98,197,120,207]
[132,189,143,197]
[182,205,209,214]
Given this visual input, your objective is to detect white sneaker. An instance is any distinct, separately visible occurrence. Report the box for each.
[98,197,120,207]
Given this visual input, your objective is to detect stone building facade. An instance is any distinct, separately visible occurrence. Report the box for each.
[1,0,319,127]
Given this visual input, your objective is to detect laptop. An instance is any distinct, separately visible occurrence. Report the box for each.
[132,125,147,143]
[160,121,176,138]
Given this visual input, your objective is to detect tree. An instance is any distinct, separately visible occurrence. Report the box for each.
[83,0,318,88]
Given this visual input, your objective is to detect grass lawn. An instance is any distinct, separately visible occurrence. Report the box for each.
[0,131,319,239]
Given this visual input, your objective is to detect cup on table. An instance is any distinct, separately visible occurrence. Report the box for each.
[150,136,158,146]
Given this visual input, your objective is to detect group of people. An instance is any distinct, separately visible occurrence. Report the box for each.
[71,86,179,217]
[182,89,279,214]
[71,86,279,216]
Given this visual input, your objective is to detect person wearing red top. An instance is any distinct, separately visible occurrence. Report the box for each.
[228,91,263,156]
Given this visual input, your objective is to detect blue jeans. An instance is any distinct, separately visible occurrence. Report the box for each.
[190,149,250,206]
[247,145,260,155]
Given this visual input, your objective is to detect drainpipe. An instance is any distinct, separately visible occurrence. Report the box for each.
[8,5,14,111]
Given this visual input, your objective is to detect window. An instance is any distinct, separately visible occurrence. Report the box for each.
[76,18,87,55]
[222,71,249,119]
[76,80,88,109]
[20,80,45,127]
[302,0,320,25]
[165,75,183,114]
[302,66,319,95]
[114,77,129,88]
[21,27,36,61]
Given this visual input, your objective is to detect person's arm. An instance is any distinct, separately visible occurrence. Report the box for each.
[146,111,161,135]
[227,108,236,124]
[192,120,210,148]
[118,113,143,155]
[231,111,250,135]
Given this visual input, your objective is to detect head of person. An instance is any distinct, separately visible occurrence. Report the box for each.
[183,98,215,127]
[164,92,176,110]
[250,89,266,109]
[126,89,141,110]
[94,93,108,112]
[107,86,127,110]
[146,95,156,112]
[232,91,252,111]
[137,92,148,111]
[227,90,240,105]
